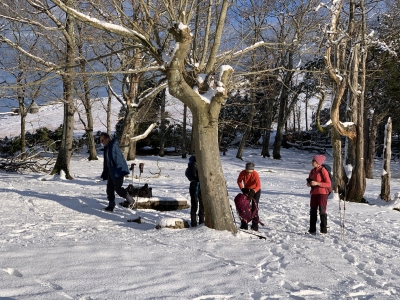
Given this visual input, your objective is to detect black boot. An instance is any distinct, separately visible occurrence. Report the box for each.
[308,208,317,233]
[320,214,328,233]
[240,221,248,230]
[103,206,114,212]
[251,219,259,231]
[103,199,115,211]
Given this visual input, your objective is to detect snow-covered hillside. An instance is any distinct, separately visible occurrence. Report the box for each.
[1,101,400,299]
[0,98,121,139]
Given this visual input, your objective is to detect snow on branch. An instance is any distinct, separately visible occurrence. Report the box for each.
[130,123,157,142]
[51,0,145,40]
[216,41,278,61]
[50,0,159,60]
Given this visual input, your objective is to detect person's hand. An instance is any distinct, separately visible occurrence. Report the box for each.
[310,181,320,187]
[241,188,246,193]
[248,189,255,200]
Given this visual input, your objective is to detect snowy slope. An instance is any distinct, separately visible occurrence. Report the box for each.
[1,102,400,299]
[0,98,122,139]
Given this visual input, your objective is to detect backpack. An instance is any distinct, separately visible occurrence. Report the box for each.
[234,193,258,223]
[321,164,334,195]
[126,183,152,198]
[185,160,197,182]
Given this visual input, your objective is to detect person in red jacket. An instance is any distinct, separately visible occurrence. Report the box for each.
[306,155,331,234]
[237,162,261,231]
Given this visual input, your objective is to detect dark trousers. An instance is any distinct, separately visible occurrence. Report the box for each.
[240,189,261,230]
[106,175,127,208]
[309,194,328,233]
[189,181,204,226]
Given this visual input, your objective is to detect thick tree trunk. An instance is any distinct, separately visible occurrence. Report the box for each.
[50,8,75,179]
[120,108,136,158]
[127,126,138,161]
[380,117,392,201]
[182,104,187,159]
[365,117,378,179]
[120,51,141,159]
[18,99,27,159]
[16,69,31,159]
[332,128,347,195]
[193,111,236,232]
[159,89,166,157]
[51,84,75,179]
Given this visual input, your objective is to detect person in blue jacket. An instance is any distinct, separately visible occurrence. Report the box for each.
[100,132,133,211]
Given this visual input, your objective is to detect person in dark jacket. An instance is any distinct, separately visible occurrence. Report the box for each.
[100,133,133,211]
[185,155,204,227]
[306,154,331,234]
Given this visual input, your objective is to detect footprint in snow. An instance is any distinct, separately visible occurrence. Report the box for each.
[2,268,23,277]
[281,280,324,296]
[344,253,356,264]
[374,257,384,264]
[35,279,63,290]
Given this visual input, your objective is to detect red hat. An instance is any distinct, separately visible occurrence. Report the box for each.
[313,155,326,165]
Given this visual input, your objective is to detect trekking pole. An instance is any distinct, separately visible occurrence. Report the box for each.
[338,185,343,240]
[342,184,347,241]
[130,163,136,186]
[136,163,144,206]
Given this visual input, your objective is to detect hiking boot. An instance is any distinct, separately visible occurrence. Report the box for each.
[240,221,248,230]
[251,227,259,232]
[307,229,316,235]
[103,206,114,212]
[191,222,198,227]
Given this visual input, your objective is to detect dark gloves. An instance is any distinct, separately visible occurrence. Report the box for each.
[241,188,250,194]
[248,189,255,200]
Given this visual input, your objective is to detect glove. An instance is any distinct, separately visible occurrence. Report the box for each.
[241,188,250,194]
[248,189,255,200]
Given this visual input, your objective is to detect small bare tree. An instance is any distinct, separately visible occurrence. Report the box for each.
[380,117,392,201]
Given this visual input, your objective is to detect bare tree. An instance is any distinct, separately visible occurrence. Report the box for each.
[49,0,275,232]
[0,0,78,178]
[322,0,373,202]
[380,117,392,201]
[0,26,41,159]
[268,0,324,159]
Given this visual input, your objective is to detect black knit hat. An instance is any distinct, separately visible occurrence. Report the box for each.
[245,162,255,170]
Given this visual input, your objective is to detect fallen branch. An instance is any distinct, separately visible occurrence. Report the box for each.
[149,160,162,178]
[0,141,58,173]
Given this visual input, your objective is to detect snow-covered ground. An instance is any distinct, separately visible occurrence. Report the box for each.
[1,101,400,299]
[2,150,400,299]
